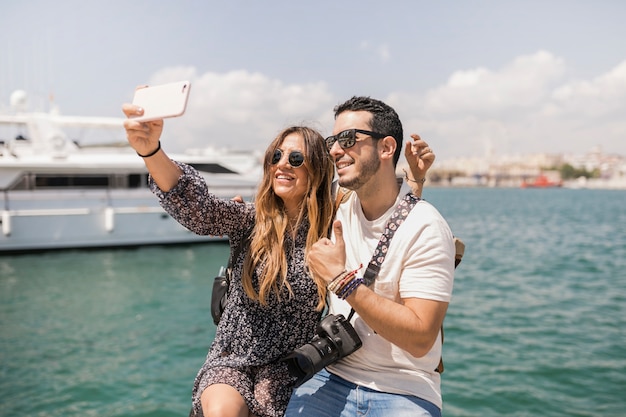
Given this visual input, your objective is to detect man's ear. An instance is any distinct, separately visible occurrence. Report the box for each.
[379,135,397,161]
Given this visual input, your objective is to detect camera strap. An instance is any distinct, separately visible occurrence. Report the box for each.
[362,192,421,286]
[344,192,419,323]
[333,185,420,286]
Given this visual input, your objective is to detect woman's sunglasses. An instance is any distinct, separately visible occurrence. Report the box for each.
[325,129,387,150]
[271,148,305,168]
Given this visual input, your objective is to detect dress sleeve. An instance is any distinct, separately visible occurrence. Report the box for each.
[148,161,254,236]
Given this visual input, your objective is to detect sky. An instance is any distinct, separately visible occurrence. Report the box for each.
[1,0,625,161]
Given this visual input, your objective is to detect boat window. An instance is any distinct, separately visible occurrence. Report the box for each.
[188,163,237,174]
[128,174,144,188]
[36,175,110,188]
[8,173,149,190]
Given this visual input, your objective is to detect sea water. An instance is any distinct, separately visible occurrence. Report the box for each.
[1,188,625,416]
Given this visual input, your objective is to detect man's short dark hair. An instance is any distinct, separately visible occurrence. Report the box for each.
[334,96,404,166]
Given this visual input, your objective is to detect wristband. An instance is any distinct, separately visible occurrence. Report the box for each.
[332,269,358,294]
[137,141,161,158]
[337,277,364,299]
[327,270,349,292]
[402,169,426,184]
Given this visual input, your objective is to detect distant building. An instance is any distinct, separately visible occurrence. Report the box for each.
[397,149,626,189]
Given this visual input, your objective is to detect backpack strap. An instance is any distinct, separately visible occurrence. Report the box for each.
[226,225,254,282]
[435,236,466,373]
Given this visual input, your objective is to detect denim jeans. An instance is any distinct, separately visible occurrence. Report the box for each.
[285,369,441,417]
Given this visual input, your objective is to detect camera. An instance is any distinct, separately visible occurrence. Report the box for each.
[282,314,362,387]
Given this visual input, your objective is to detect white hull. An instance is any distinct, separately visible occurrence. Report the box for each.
[0,91,261,252]
[1,189,233,252]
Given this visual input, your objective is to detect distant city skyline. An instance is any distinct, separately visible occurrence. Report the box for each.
[420,144,626,190]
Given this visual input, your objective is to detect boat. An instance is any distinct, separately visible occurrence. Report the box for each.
[0,91,261,253]
[521,174,563,188]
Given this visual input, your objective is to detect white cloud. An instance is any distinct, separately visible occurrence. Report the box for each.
[422,50,566,116]
[388,51,626,159]
[144,52,626,160]
[551,60,626,117]
[146,68,335,153]
[359,40,391,63]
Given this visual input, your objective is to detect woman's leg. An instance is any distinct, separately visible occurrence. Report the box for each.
[201,383,249,417]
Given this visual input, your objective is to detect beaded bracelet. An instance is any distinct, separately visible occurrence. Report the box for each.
[327,264,362,293]
[332,269,359,294]
[137,141,161,158]
[402,169,426,184]
[337,277,364,300]
[327,269,349,292]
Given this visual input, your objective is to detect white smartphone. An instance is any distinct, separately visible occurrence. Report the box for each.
[130,80,191,122]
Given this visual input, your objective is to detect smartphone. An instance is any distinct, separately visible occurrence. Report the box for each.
[130,80,191,122]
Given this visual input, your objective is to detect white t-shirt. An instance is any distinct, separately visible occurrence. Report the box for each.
[326,191,455,409]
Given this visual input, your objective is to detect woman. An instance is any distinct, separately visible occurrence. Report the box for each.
[122,103,435,417]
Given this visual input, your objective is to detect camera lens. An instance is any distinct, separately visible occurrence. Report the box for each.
[283,338,340,386]
[282,314,362,387]
[285,344,321,378]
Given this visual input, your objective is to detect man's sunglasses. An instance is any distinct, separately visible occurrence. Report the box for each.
[325,129,387,150]
[271,148,305,168]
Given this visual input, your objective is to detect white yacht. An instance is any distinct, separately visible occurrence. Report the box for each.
[0,91,261,252]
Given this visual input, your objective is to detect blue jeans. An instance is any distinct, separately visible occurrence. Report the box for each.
[285,369,441,417]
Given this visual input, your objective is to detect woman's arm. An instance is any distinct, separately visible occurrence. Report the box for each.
[122,102,182,191]
[122,102,252,236]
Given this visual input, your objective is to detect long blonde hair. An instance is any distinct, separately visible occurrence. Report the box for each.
[242,126,335,310]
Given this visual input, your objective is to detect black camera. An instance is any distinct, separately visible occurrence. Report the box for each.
[282,314,362,387]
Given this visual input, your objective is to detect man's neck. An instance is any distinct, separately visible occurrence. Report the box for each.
[355,173,401,221]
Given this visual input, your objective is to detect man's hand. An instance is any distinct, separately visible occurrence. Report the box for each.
[404,133,435,180]
[306,220,347,284]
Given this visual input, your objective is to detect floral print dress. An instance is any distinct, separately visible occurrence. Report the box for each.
[150,162,321,417]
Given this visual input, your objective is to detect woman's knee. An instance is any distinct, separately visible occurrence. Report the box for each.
[201,384,249,417]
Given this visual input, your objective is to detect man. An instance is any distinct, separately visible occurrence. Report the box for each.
[286,96,455,417]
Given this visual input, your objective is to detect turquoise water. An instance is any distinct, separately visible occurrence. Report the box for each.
[1,188,625,416]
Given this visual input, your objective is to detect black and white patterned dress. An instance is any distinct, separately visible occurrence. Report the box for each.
[150,162,321,417]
